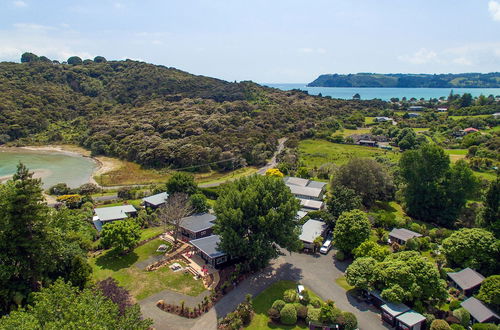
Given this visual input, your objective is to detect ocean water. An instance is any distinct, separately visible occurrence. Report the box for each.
[264,84,500,101]
[0,149,96,188]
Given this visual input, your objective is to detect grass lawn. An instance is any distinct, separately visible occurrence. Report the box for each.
[95,159,172,186]
[95,199,143,208]
[196,167,258,185]
[339,128,371,137]
[298,139,400,168]
[247,280,321,330]
[444,149,467,163]
[484,125,500,133]
[139,226,164,241]
[365,117,376,125]
[90,238,205,300]
[335,276,354,291]
[448,114,491,120]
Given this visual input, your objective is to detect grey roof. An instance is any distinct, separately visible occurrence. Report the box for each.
[396,310,426,326]
[142,192,169,207]
[190,235,226,258]
[284,177,327,190]
[287,184,323,199]
[296,210,308,220]
[299,219,326,243]
[461,297,500,323]
[381,303,410,317]
[299,198,324,210]
[94,205,137,222]
[389,228,422,242]
[180,213,216,233]
[448,268,485,290]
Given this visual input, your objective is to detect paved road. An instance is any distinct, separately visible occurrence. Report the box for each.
[141,249,388,330]
[92,194,118,202]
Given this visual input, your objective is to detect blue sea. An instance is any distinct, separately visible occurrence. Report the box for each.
[264,83,500,101]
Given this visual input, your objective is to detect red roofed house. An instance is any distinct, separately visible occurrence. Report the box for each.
[463,127,479,134]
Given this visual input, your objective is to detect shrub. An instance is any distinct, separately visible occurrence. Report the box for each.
[450,324,466,330]
[296,305,308,320]
[280,304,297,325]
[449,300,461,311]
[283,289,298,303]
[425,313,436,327]
[267,307,280,322]
[340,312,357,330]
[452,308,470,327]
[49,183,71,195]
[472,324,499,330]
[306,307,321,323]
[310,297,323,308]
[272,299,286,311]
[300,289,311,305]
[430,319,452,330]
[336,250,345,261]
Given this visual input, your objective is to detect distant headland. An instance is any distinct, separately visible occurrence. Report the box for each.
[307,72,500,88]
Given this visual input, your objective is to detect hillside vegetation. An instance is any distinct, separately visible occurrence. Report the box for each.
[0,55,385,170]
[308,72,500,88]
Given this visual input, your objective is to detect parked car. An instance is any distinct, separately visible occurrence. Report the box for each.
[320,239,332,254]
[297,284,305,300]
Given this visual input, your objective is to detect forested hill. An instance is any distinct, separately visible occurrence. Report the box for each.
[308,72,500,88]
[0,55,385,170]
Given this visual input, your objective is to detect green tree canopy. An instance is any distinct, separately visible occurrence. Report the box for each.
[0,279,152,329]
[189,193,209,213]
[332,158,394,207]
[345,257,378,290]
[166,172,198,195]
[213,175,301,270]
[327,184,362,219]
[479,178,499,237]
[67,56,83,65]
[477,275,500,310]
[93,56,107,63]
[353,240,390,261]
[399,144,478,226]
[333,209,371,254]
[101,219,141,253]
[442,228,499,275]
[20,52,39,63]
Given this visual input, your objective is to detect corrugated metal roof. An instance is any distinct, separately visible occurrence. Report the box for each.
[94,205,136,222]
[142,192,169,206]
[396,310,426,326]
[389,228,422,242]
[190,235,226,258]
[287,184,322,198]
[448,268,484,290]
[299,219,326,243]
[461,297,500,323]
[180,213,216,233]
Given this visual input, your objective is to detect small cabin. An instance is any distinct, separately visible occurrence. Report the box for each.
[447,268,484,296]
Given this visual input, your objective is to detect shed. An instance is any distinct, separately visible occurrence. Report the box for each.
[299,219,326,250]
[447,268,484,296]
[395,310,426,330]
[359,140,378,147]
[190,235,228,268]
[142,192,169,209]
[461,297,500,324]
[179,213,216,240]
[388,228,422,245]
[381,302,410,326]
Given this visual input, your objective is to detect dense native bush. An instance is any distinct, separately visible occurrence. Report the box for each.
[280,304,297,325]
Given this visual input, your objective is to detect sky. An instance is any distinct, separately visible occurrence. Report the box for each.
[0,0,499,83]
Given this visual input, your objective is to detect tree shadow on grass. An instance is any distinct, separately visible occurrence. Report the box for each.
[95,250,139,271]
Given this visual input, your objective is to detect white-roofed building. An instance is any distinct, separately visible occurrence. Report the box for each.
[142,192,169,209]
[93,205,137,231]
[299,219,326,250]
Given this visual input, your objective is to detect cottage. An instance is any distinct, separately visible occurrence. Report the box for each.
[388,228,422,245]
[375,117,393,122]
[493,112,500,119]
[358,140,378,147]
[299,198,324,211]
[380,302,410,326]
[142,192,169,209]
[189,235,228,268]
[179,213,216,240]
[447,268,485,296]
[299,219,326,250]
[93,205,137,231]
[437,107,448,112]
[463,127,479,134]
[395,310,426,330]
[408,106,424,111]
[461,297,500,324]
[407,113,420,118]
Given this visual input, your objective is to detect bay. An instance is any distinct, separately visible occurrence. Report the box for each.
[0,149,97,188]
[264,83,500,101]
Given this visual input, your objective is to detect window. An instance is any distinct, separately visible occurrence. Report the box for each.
[216,256,227,264]
[200,230,206,236]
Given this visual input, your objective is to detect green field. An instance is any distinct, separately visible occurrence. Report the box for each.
[448,114,492,120]
[298,139,400,168]
[339,128,371,137]
[365,117,376,124]
[90,238,205,300]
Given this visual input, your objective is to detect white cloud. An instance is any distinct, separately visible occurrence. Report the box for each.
[452,57,473,66]
[114,2,124,9]
[398,48,438,64]
[298,47,327,54]
[488,1,500,21]
[13,23,55,31]
[13,1,27,7]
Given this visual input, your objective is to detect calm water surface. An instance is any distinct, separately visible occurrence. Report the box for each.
[0,149,96,188]
[264,84,500,101]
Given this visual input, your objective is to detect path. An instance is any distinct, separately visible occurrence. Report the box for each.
[141,249,388,330]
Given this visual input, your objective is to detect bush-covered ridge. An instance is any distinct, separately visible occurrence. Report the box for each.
[0,55,385,169]
[308,72,500,88]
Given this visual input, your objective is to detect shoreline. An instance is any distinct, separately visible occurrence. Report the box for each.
[0,145,120,187]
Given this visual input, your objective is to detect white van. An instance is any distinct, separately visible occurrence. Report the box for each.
[320,239,332,254]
